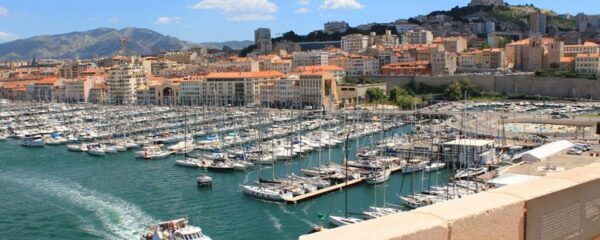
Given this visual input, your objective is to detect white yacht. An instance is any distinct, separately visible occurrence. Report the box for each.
[366,169,391,185]
[141,218,211,240]
[239,184,293,201]
[87,144,106,156]
[175,158,201,168]
[425,161,447,173]
[20,135,45,147]
[137,145,172,160]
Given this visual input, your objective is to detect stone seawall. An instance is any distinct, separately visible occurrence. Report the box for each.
[382,75,600,99]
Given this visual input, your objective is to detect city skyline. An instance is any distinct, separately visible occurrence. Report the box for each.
[0,0,597,43]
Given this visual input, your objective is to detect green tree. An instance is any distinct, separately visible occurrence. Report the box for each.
[445,79,480,100]
[365,88,387,103]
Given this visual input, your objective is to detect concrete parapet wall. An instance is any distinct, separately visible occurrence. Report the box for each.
[299,163,600,240]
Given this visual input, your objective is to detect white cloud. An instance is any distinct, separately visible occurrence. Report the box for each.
[295,8,310,14]
[298,0,311,4]
[320,0,363,10]
[192,0,277,21]
[155,16,181,25]
[0,7,7,16]
[0,31,16,41]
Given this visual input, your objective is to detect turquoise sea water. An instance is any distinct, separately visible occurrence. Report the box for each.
[0,125,450,240]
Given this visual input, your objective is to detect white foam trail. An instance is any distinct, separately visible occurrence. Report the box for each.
[263,210,282,232]
[0,171,156,240]
[278,204,316,227]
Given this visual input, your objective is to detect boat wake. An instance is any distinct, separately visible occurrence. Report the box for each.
[0,171,156,239]
[263,209,283,232]
[278,203,317,228]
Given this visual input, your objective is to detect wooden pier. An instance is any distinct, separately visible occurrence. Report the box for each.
[283,177,365,204]
[283,164,404,204]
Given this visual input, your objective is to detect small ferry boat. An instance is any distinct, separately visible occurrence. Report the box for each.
[141,218,211,240]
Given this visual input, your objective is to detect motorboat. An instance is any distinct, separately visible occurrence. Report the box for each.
[328,215,363,227]
[141,218,211,240]
[425,161,446,173]
[137,145,172,160]
[402,159,427,174]
[366,169,391,185]
[20,135,45,147]
[87,144,106,156]
[207,161,234,172]
[175,158,201,168]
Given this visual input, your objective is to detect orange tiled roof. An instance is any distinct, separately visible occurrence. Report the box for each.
[206,71,284,79]
[36,77,59,85]
[561,57,575,62]
[295,65,344,72]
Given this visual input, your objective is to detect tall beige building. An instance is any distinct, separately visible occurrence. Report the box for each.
[402,30,433,45]
[107,63,147,104]
[575,53,600,75]
[64,77,94,103]
[341,34,370,53]
[431,49,457,76]
[202,71,284,106]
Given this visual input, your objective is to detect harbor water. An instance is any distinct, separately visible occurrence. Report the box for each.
[0,125,451,240]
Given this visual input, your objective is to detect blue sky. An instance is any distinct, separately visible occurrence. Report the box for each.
[0,0,597,43]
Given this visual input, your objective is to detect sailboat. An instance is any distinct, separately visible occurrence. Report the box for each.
[329,127,363,227]
[239,107,293,202]
[175,110,202,168]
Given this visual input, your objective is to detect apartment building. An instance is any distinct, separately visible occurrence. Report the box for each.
[261,56,293,74]
[324,21,349,34]
[575,53,600,75]
[563,42,600,57]
[341,34,370,53]
[402,30,434,45]
[63,77,94,103]
[381,61,431,76]
[458,48,507,69]
[330,55,379,76]
[179,78,205,106]
[294,65,346,82]
[431,49,457,76]
[297,71,337,109]
[88,84,107,104]
[107,63,147,104]
[292,51,329,68]
[202,71,284,106]
[434,36,468,53]
[26,77,60,102]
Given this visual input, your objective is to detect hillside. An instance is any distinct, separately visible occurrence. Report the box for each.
[0,27,192,60]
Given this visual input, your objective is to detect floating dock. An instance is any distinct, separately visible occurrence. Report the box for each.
[283,177,365,204]
[283,164,403,204]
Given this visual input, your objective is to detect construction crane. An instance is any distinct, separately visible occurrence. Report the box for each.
[119,36,128,56]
